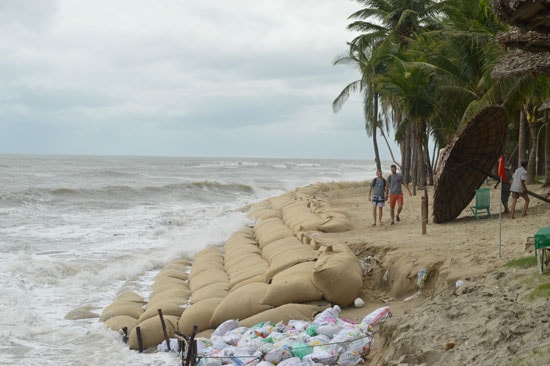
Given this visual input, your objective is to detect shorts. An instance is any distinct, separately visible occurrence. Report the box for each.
[389,193,404,208]
[512,191,528,199]
[372,195,385,207]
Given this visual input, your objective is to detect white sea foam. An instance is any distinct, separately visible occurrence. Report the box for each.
[0,154,384,365]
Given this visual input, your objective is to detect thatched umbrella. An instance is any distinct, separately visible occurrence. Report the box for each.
[433,106,508,223]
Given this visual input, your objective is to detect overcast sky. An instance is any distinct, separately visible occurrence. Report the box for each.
[0,0,397,160]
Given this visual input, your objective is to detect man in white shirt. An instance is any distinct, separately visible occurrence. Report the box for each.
[510,160,529,219]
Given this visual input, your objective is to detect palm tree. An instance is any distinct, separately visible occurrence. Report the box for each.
[346,0,442,180]
[333,42,385,172]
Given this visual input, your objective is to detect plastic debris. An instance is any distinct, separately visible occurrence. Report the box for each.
[191,305,392,366]
[416,269,428,288]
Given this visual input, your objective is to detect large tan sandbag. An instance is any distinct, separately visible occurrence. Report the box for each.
[100,303,145,322]
[104,315,139,334]
[189,257,225,279]
[190,282,229,304]
[261,262,322,307]
[209,283,272,328]
[149,284,191,301]
[178,298,223,336]
[114,291,147,305]
[247,207,282,220]
[128,315,179,350]
[138,299,187,322]
[239,303,326,328]
[162,258,193,271]
[194,246,224,261]
[269,193,294,210]
[189,268,228,293]
[264,246,317,282]
[230,273,265,291]
[224,250,265,272]
[317,216,353,233]
[189,247,224,278]
[312,244,362,307]
[151,276,188,292]
[260,237,303,263]
[224,236,260,251]
[155,268,188,281]
[227,262,268,289]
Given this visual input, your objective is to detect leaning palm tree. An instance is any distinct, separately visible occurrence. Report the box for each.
[346,0,443,177]
[333,42,385,172]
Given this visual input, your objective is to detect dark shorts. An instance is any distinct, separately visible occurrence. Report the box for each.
[512,191,528,199]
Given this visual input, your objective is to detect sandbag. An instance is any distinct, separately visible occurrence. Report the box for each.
[209,282,272,328]
[312,244,362,307]
[247,207,282,220]
[100,303,144,322]
[104,315,139,334]
[317,216,353,233]
[239,303,325,328]
[228,261,269,289]
[178,298,223,336]
[138,300,187,322]
[128,315,179,350]
[189,268,228,293]
[261,262,322,307]
[264,246,317,282]
[190,282,228,304]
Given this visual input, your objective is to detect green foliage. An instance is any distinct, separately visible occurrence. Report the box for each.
[503,256,537,269]
[528,283,550,301]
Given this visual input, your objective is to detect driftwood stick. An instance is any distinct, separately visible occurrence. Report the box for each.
[158,309,171,351]
[185,326,198,366]
[136,326,143,353]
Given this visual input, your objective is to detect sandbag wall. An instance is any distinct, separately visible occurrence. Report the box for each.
[99,182,362,350]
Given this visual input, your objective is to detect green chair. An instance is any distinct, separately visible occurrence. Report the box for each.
[470,188,493,220]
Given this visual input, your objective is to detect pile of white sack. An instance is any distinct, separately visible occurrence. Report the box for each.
[159,305,392,366]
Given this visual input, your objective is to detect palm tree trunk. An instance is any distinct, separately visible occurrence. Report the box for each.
[416,120,427,188]
[527,121,538,184]
[372,93,382,172]
[545,119,550,186]
[518,108,528,167]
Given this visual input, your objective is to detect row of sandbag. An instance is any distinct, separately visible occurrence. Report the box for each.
[99,184,362,350]
[99,258,193,349]
[247,183,354,234]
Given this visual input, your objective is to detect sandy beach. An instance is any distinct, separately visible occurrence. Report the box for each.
[99,175,550,365]
[309,180,550,365]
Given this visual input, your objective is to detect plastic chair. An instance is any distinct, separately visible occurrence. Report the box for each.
[470,188,493,220]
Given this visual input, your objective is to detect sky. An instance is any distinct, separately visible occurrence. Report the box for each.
[0,0,398,160]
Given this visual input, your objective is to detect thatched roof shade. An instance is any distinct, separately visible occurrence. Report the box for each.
[492,0,550,33]
[497,28,550,52]
[491,0,550,78]
[433,106,507,223]
[491,48,550,78]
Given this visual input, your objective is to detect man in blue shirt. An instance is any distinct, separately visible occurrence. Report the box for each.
[368,170,389,226]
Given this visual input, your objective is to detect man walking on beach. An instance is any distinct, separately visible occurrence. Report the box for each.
[368,170,388,226]
[494,163,513,214]
[510,160,530,219]
[387,164,412,225]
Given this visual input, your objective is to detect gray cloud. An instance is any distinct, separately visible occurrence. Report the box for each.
[0,0,396,159]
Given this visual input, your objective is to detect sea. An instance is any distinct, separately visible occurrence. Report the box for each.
[0,154,385,366]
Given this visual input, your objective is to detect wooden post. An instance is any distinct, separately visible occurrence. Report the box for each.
[158,309,171,351]
[185,326,198,366]
[421,189,428,235]
[136,326,143,353]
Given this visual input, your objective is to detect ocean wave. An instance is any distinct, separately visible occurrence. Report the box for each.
[2,180,256,207]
